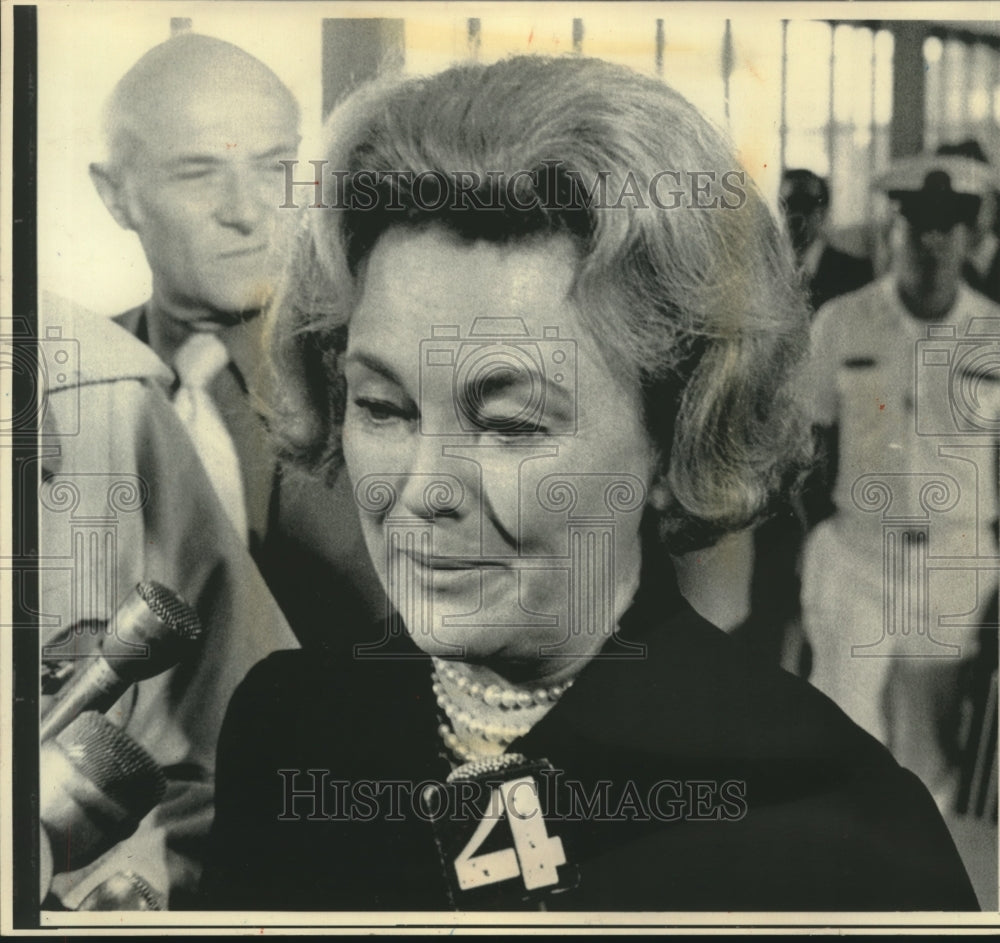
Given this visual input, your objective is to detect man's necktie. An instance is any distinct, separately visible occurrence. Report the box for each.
[172,332,249,542]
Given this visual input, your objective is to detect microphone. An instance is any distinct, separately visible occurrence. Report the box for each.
[40,711,167,895]
[40,582,204,742]
[76,871,165,911]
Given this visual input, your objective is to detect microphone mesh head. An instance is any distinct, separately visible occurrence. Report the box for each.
[56,712,167,813]
[135,581,203,641]
[77,870,165,911]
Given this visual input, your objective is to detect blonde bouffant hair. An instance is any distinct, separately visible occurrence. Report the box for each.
[274,55,812,552]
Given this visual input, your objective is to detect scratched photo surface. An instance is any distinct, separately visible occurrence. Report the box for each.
[6,0,1000,932]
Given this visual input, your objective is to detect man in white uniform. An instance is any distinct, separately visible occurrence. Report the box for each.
[801,154,1000,807]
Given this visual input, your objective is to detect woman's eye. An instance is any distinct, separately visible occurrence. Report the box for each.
[478,414,549,440]
[353,397,412,424]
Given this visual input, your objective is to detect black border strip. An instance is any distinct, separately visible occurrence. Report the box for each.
[12,2,40,931]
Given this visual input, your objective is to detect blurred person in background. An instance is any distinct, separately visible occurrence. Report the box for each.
[780,168,874,315]
[735,170,876,673]
[800,153,1000,814]
[936,139,1000,304]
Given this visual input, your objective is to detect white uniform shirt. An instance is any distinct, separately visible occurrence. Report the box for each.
[806,276,999,559]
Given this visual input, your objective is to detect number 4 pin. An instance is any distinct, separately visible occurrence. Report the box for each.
[454,776,567,892]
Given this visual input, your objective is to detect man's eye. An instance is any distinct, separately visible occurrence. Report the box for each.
[172,168,213,182]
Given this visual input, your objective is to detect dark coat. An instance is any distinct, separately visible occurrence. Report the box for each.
[200,559,977,912]
[808,245,874,314]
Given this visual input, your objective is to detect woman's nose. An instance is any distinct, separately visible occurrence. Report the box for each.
[394,435,474,520]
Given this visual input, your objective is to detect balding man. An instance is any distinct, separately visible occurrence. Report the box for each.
[89,35,299,560]
[93,33,300,349]
[89,34,380,627]
[40,34,379,910]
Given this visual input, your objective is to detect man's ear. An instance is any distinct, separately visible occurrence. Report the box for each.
[89,162,138,231]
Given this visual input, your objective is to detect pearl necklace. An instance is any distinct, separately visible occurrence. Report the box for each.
[431,660,577,764]
[431,657,574,708]
[437,722,499,764]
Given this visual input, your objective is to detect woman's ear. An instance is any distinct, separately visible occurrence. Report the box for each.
[89,163,139,232]
[647,466,672,512]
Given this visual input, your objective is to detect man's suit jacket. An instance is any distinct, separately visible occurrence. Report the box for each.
[112,303,386,652]
[808,245,874,314]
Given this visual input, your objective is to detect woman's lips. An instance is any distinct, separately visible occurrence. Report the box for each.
[398,548,510,571]
[396,550,513,595]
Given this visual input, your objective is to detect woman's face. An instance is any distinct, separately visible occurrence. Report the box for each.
[342,226,662,679]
